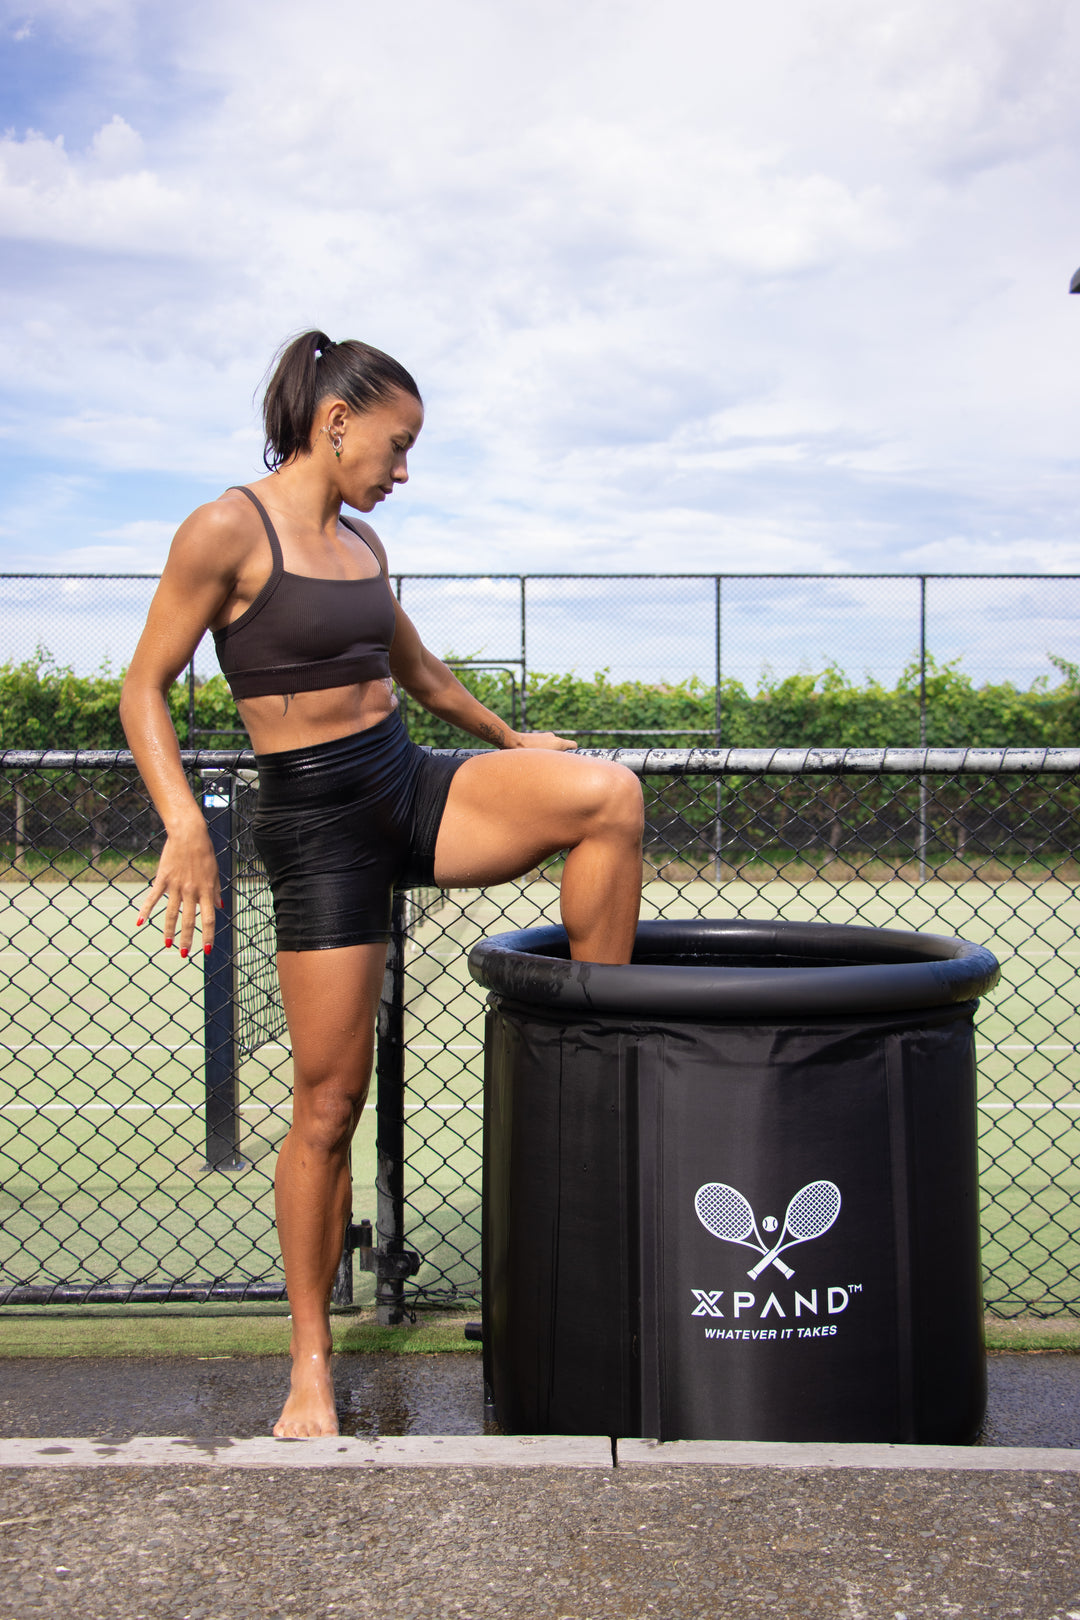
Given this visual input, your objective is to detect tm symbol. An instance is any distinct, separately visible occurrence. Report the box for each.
[848,1283,863,1293]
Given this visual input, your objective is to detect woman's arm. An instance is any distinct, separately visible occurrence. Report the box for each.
[387,595,575,752]
[119,504,247,954]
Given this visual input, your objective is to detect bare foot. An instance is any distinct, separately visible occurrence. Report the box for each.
[273,1344,339,1438]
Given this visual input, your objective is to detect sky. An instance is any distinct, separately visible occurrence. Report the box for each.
[1,0,1079,683]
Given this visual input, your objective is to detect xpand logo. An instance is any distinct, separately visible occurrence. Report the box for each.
[694,1179,841,1278]
[691,1178,860,1336]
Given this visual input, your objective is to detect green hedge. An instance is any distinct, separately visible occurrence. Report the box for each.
[1,649,1077,752]
[405,655,1080,751]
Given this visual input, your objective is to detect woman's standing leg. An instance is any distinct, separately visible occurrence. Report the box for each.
[272,941,387,1438]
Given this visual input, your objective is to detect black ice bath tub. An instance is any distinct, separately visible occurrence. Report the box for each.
[469,917,1000,1444]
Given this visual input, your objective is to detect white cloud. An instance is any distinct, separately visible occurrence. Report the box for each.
[0,0,1078,585]
[45,519,178,572]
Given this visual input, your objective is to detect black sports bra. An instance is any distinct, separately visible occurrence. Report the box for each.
[212,486,397,700]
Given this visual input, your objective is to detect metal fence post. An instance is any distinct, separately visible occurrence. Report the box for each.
[713,574,723,881]
[919,577,928,883]
[520,576,528,732]
[13,778,25,867]
[375,889,409,1324]
[330,1202,355,1307]
[201,772,246,1172]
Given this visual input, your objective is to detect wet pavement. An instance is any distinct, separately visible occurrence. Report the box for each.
[0,1352,492,1442]
[1,1354,1078,1618]
[0,1350,1078,1446]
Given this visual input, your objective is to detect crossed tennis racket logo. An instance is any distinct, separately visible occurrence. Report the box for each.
[694,1179,842,1279]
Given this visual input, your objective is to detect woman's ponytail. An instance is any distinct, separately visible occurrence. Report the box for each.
[261,330,421,470]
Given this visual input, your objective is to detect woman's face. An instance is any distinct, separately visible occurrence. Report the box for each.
[326,388,425,513]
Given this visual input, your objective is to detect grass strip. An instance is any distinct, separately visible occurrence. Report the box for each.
[0,1308,1076,1359]
[984,1316,1080,1352]
[0,1310,480,1359]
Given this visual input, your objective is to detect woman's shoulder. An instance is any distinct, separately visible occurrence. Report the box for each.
[166,489,267,578]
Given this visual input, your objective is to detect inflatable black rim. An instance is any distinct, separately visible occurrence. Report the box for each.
[469,917,1000,1018]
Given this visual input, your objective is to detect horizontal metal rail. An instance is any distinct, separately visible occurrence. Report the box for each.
[575,747,1080,775]
[4,747,1078,775]
[0,1282,287,1307]
[6,570,1080,580]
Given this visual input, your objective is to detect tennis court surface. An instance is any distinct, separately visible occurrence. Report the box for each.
[1,748,1078,1322]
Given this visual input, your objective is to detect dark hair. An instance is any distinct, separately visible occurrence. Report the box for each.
[261,329,422,470]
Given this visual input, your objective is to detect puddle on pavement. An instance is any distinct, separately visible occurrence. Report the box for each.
[336,1353,499,1437]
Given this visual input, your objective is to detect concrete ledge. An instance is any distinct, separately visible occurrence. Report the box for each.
[5,1435,1080,1473]
[617,1438,1080,1472]
[0,1434,612,1470]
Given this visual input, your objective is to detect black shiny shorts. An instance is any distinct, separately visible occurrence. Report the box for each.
[251,712,467,950]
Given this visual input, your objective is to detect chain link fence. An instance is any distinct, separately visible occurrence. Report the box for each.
[4,573,1080,741]
[1,745,1077,1320]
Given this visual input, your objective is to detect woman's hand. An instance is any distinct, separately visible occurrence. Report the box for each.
[510,731,577,752]
[136,816,222,959]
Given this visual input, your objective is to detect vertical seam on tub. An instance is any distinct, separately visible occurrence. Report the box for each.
[886,1032,917,1442]
[633,1034,664,1440]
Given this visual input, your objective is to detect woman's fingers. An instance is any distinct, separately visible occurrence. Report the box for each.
[200,889,220,957]
[174,869,222,958]
[134,833,221,960]
[135,871,167,928]
[519,732,578,752]
[163,887,183,951]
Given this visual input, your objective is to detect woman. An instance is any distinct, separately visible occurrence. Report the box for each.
[120,331,644,1437]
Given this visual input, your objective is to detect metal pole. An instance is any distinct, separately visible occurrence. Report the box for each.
[13,780,25,867]
[714,575,722,882]
[201,774,246,1171]
[520,577,527,732]
[330,1204,355,1307]
[375,889,408,1324]
[918,577,928,883]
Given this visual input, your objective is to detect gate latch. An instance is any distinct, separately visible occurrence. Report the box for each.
[347,1218,421,1282]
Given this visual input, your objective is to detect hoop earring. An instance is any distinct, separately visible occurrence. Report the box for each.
[320,426,344,459]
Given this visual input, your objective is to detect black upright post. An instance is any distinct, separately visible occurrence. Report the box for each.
[375,889,408,1324]
[202,773,245,1172]
[519,577,527,732]
[918,576,928,884]
[713,574,723,881]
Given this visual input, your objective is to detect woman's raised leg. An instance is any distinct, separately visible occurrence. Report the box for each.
[272,941,386,1438]
[434,751,644,963]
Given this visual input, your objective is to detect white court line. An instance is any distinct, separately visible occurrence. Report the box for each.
[0,1042,201,1054]
[0,1102,284,1115]
[0,1038,1074,1061]
[0,1100,1067,1117]
[0,1101,481,1115]
[411,1043,483,1053]
[0,950,150,959]
[406,1102,482,1114]
[979,1102,1080,1113]
[977,1044,1078,1052]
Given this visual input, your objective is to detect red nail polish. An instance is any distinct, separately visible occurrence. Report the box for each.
[136,917,145,927]
[180,946,189,959]
[164,938,173,948]
[204,943,212,956]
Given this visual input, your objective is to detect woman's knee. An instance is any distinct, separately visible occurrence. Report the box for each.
[291,1079,367,1155]
[584,761,644,839]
